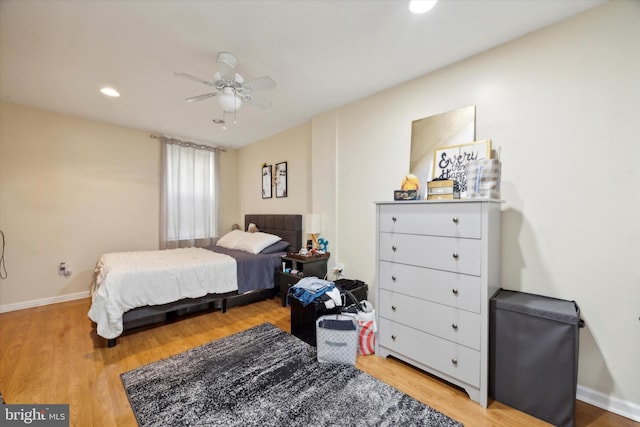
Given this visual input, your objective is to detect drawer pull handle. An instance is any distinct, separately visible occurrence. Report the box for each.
[452,253,459,259]
[452,217,459,223]
[452,288,459,295]
[391,275,397,282]
[452,323,458,330]
[391,305,397,311]
[391,335,396,340]
[392,246,397,252]
[451,358,458,365]
[392,216,397,222]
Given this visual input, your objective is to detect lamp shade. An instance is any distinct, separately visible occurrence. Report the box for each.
[305,213,321,235]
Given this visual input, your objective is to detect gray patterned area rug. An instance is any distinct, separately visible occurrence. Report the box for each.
[121,323,463,427]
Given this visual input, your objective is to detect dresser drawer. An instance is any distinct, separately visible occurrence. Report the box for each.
[379,232,482,276]
[378,318,480,387]
[378,289,480,350]
[378,203,481,238]
[378,261,481,312]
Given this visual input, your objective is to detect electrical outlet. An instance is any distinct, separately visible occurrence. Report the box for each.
[59,262,72,277]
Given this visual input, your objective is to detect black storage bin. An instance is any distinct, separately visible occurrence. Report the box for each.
[490,289,582,427]
[335,279,369,302]
[291,279,368,347]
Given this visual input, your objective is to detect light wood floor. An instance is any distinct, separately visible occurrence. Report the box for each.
[0,297,636,427]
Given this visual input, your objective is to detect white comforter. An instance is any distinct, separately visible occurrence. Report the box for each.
[88,247,237,339]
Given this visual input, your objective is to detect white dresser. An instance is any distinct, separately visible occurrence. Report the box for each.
[375,199,501,408]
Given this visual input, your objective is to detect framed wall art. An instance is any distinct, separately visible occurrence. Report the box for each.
[432,139,492,198]
[275,161,288,198]
[262,164,272,199]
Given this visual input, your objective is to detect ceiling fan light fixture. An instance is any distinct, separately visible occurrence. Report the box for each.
[175,52,275,128]
[409,0,437,14]
[218,88,242,113]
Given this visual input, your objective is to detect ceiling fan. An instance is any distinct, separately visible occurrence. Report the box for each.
[175,52,276,128]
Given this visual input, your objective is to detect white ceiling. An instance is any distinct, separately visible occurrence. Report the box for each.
[0,0,606,149]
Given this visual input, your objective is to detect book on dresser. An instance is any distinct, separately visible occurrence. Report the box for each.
[427,186,453,195]
[427,179,455,188]
[426,179,454,200]
[426,193,454,200]
[375,199,502,408]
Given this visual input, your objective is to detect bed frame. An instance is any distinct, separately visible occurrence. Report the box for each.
[105,214,302,347]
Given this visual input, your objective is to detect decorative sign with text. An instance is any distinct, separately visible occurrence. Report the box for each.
[432,140,492,197]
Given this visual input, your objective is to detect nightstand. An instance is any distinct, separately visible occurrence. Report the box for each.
[278,252,330,306]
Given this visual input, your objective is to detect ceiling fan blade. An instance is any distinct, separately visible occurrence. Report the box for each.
[241,94,272,109]
[185,93,218,103]
[240,76,276,92]
[174,72,217,87]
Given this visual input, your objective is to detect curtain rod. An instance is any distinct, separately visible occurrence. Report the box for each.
[149,134,227,152]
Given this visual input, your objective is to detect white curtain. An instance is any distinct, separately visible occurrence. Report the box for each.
[160,138,220,249]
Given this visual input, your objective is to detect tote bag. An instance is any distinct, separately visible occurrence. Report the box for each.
[340,291,377,355]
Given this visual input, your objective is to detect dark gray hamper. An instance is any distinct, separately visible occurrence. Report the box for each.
[490,289,583,427]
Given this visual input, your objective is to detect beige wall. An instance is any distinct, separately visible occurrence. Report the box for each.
[0,102,238,309]
[218,147,239,233]
[311,1,639,413]
[235,122,313,231]
[310,111,338,270]
[0,103,159,307]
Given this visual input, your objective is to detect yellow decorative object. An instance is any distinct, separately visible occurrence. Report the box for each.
[401,174,420,192]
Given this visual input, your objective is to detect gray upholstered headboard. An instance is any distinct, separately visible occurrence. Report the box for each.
[244,214,303,253]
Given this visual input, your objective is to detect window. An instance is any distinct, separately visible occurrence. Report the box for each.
[160,139,220,249]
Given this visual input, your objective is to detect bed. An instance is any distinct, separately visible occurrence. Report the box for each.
[88,214,302,347]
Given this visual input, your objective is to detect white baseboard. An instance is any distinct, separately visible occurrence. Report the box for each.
[0,291,90,313]
[577,385,640,422]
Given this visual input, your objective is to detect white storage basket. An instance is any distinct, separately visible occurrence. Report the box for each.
[316,314,358,365]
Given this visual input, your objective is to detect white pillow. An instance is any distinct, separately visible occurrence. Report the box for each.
[235,232,282,254]
[216,230,282,254]
[216,230,248,249]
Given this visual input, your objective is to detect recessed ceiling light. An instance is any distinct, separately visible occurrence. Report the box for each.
[100,87,120,97]
[409,0,438,14]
